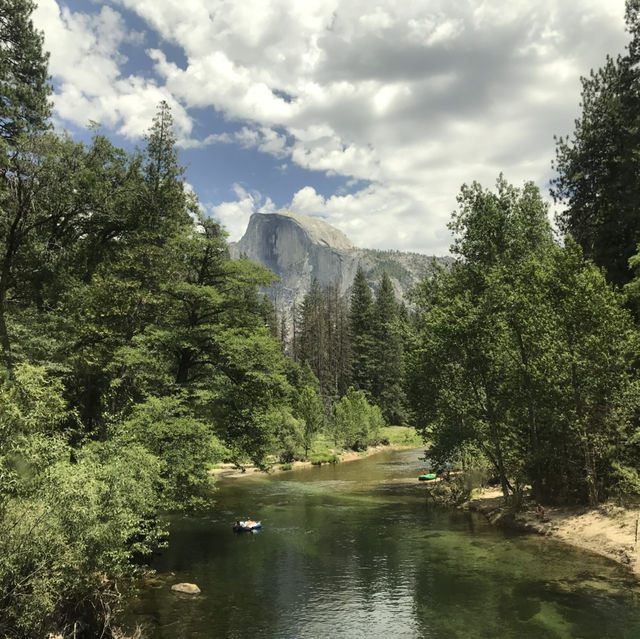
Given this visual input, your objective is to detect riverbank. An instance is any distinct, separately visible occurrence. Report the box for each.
[210,443,419,479]
[464,487,640,577]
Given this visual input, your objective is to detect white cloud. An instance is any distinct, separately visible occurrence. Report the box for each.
[33,0,192,139]
[33,0,629,254]
[206,185,275,241]
[289,182,454,254]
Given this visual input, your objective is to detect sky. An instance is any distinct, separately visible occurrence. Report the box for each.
[32,0,629,256]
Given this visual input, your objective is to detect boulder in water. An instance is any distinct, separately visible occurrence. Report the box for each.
[171,582,201,595]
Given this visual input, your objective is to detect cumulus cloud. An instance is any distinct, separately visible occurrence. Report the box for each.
[33,0,629,254]
[206,184,276,242]
[33,0,192,139]
[290,183,454,254]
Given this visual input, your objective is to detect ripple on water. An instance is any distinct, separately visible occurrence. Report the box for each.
[125,448,640,639]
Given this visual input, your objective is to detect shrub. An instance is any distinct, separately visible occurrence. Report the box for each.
[331,388,385,451]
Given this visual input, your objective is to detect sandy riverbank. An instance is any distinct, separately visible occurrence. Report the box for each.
[464,487,640,578]
[209,444,419,479]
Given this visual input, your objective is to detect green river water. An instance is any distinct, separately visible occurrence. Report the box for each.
[125,448,640,638]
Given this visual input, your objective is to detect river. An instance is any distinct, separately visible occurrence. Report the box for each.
[125,447,640,638]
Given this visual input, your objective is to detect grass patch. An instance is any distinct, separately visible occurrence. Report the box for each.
[378,426,423,447]
[308,433,340,465]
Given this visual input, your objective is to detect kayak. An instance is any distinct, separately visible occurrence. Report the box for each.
[233,520,262,532]
[418,473,436,481]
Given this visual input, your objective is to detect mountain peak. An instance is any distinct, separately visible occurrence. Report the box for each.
[247,210,354,251]
[230,209,444,321]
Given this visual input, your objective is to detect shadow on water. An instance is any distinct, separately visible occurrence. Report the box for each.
[124,448,640,639]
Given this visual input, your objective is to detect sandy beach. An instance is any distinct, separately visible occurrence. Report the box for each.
[464,487,640,578]
[209,444,412,479]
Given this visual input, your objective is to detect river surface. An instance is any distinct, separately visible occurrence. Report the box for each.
[125,448,640,638]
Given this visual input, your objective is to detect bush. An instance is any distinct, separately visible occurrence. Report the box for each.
[609,462,640,506]
[331,388,385,451]
[261,405,304,463]
[0,440,166,638]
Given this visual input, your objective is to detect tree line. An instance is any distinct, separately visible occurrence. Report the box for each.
[290,269,409,426]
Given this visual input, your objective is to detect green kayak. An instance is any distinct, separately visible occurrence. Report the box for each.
[418,473,436,481]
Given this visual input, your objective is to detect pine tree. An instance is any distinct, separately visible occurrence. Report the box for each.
[293,280,352,409]
[294,279,327,381]
[0,0,53,365]
[370,271,407,424]
[141,100,191,237]
[551,1,640,286]
[0,0,51,146]
[348,265,375,395]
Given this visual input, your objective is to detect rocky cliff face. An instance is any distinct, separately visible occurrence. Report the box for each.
[230,210,446,315]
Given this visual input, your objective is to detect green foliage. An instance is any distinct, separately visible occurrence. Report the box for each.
[369,271,408,424]
[0,362,69,434]
[349,266,375,394]
[377,425,423,447]
[307,433,339,465]
[0,363,71,501]
[408,177,638,506]
[262,405,304,463]
[295,384,325,458]
[552,1,640,286]
[0,442,165,638]
[122,396,217,512]
[0,0,51,145]
[294,280,351,407]
[0,365,165,637]
[0,83,298,632]
[331,387,385,451]
[609,461,640,506]
[366,259,411,286]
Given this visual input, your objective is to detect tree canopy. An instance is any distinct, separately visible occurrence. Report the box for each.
[552,0,640,286]
[408,177,638,506]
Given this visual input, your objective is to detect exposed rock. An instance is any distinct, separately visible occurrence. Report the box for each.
[230,210,449,319]
[171,582,201,595]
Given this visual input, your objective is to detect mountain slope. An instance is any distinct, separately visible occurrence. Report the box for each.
[229,210,448,315]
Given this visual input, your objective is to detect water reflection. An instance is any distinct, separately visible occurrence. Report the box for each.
[125,448,640,638]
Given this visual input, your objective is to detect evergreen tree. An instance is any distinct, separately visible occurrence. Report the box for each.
[0,0,52,365]
[141,100,191,237]
[324,281,351,399]
[0,0,51,145]
[294,280,351,409]
[370,271,407,424]
[295,279,327,383]
[348,266,375,395]
[552,1,640,286]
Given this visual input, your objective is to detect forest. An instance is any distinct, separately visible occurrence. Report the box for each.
[1,0,640,637]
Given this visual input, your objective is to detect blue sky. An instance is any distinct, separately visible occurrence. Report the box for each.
[33,0,629,255]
